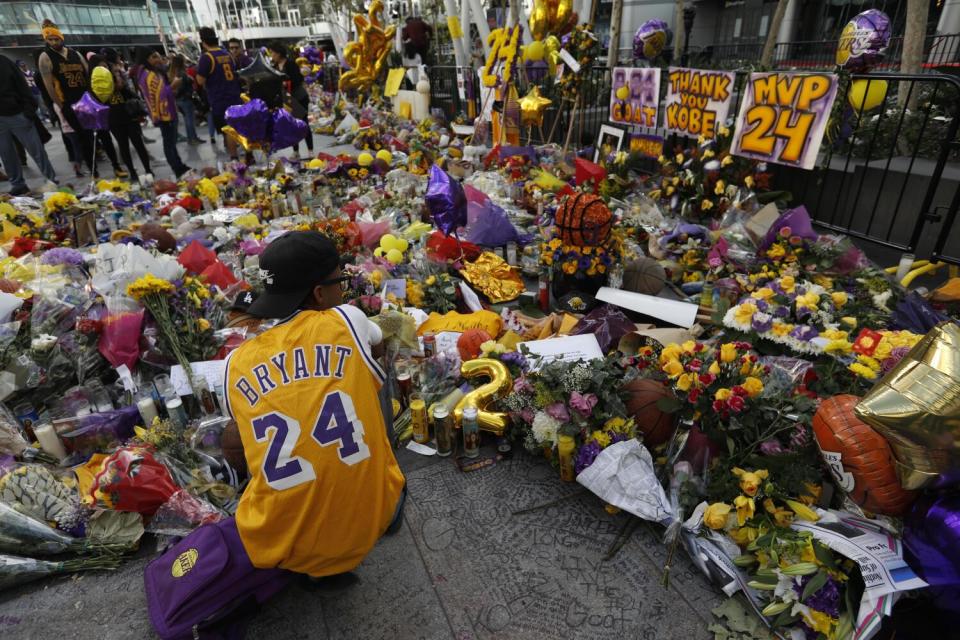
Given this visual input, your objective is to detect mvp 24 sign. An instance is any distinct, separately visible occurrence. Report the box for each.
[731,72,838,170]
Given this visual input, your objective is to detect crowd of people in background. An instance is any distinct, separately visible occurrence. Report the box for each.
[0,20,326,195]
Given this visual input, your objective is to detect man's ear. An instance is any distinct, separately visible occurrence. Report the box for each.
[310,284,325,308]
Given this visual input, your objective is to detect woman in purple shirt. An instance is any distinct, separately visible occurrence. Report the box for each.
[136,47,191,179]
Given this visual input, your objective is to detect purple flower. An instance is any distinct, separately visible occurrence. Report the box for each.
[569,391,599,417]
[790,325,819,342]
[578,256,592,271]
[789,424,811,449]
[574,441,602,474]
[40,247,84,267]
[751,314,773,333]
[797,574,841,618]
[514,377,534,394]
[520,408,535,424]
[546,402,570,422]
[759,440,784,455]
[796,305,812,320]
[774,306,790,318]
[755,299,769,312]
[882,346,911,373]
[501,351,528,371]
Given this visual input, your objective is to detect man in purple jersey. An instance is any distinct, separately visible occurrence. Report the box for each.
[195,27,242,160]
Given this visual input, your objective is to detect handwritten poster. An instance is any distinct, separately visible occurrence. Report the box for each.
[629,132,664,159]
[663,68,735,139]
[609,67,661,128]
[730,71,838,170]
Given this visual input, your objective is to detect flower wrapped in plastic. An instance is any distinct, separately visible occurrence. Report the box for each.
[84,445,179,516]
[0,553,122,592]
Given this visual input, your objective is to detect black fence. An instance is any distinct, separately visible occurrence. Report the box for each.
[703,33,960,73]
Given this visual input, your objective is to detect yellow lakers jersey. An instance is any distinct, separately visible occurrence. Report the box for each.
[224,307,405,576]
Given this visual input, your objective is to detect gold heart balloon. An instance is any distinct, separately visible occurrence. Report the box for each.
[338,0,396,97]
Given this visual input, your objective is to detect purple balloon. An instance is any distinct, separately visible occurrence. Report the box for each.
[904,493,960,618]
[72,91,110,131]
[633,19,670,61]
[425,165,467,237]
[225,98,271,143]
[836,9,891,71]
[270,108,308,151]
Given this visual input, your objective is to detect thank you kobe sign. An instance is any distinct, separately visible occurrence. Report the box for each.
[731,72,838,170]
[664,68,735,139]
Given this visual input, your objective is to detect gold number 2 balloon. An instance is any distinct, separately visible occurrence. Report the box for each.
[454,358,513,435]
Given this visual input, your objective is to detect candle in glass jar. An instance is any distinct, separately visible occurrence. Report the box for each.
[34,423,67,460]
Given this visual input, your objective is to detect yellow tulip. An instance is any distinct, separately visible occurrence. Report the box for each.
[708,361,721,375]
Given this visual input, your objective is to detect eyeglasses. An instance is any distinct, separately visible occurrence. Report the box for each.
[318,275,351,292]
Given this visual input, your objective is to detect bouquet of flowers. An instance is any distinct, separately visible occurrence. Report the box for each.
[647,128,772,220]
[421,273,459,314]
[557,24,600,102]
[703,468,856,640]
[573,416,636,474]
[540,235,617,277]
[503,354,629,453]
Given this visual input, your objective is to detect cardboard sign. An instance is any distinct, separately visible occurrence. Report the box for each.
[731,72,838,170]
[384,68,405,97]
[609,67,660,128]
[664,67,735,139]
[629,132,665,158]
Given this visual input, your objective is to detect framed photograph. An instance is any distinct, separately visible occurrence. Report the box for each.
[72,210,98,247]
[594,123,626,163]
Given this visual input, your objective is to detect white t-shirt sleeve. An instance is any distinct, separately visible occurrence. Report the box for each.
[338,303,383,347]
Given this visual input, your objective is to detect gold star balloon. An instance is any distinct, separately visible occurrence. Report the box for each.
[519,86,553,127]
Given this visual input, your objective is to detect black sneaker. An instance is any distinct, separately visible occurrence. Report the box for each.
[300,572,359,592]
[8,185,30,196]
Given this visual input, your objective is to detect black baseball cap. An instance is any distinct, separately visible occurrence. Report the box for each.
[246,231,340,319]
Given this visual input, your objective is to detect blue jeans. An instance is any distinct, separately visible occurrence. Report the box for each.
[177,98,198,141]
[157,120,188,177]
[0,112,57,189]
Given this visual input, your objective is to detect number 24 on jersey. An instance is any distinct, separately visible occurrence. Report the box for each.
[251,391,371,491]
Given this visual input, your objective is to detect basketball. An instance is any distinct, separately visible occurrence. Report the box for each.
[623,378,677,446]
[555,193,613,247]
[140,223,177,253]
[813,395,916,516]
[622,257,666,295]
[457,329,493,361]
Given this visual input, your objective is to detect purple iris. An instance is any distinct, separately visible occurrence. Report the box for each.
[796,305,812,320]
[579,256,593,271]
[774,306,790,318]
[755,299,769,312]
[501,351,528,371]
[790,325,819,342]
[882,346,911,373]
[574,441,602,475]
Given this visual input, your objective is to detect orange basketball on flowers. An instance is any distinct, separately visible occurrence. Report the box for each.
[555,193,613,247]
[812,395,916,516]
[457,329,492,361]
[623,378,678,446]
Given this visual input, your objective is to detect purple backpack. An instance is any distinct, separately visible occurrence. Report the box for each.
[144,517,291,639]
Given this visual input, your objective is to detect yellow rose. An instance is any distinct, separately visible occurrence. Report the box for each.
[734,495,755,526]
[659,344,683,364]
[732,303,757,326]
[708,361,721,375]
[703,503,732,530]
[751,287,775,300]
[720,343,737,363]
[676,373,693,392]
[831,291,848,307]
[714,388,733,402]
[681,340,697,353]
[742,376,764,397]
[779,275,796,292]
[663,359,684,378]
[767,244,786,260]
[732,467,769,497]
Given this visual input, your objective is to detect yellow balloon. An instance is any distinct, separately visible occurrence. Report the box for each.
[615,85,630,101]
[380,233,398,251]
[376,149,393,164]
[337,0,397,98]
[358,152,374,167]
[386,248,404,264]
[454,358,513,435]
[848,79,888,114]
[374,247,385,258]
[395,238,409,252]
[524,40,545,62]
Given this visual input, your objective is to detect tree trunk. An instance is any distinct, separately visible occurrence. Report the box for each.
[673,0,684,61]
[900,0,930,109]
[607,0,623,68]
[761,0,790,67]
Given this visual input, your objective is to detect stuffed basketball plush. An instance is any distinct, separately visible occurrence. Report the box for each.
[622,257,666,295]
[623,378,677,446]
[812,395,916,516]
[555,193,613,247]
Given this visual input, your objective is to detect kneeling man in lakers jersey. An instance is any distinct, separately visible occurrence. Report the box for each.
[223,231,405,578]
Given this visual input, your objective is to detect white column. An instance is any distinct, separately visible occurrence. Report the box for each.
[443,0,468,66]
[469,0,492,56]
[930,0,960,64]
[776,0,799,45]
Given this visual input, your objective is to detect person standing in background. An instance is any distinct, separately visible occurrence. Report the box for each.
[94,50,153,185]
[402,16,433,65]
[38,20,96,176]
[0,55,58,195]
[196,28,242,161]
[267,42,314,158]
[227,39,252,69]
[136,47,191,179]
[170,54,203,145]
